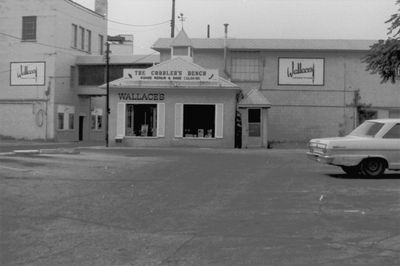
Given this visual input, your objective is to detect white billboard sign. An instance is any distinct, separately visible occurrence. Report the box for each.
[10,62,46,86]
[123,68,219,82]
[278,58,324,86]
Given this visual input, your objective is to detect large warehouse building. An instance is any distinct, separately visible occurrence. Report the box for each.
[151,30,400,146]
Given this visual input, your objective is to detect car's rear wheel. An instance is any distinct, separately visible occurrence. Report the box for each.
[360,158,386,178]
[341,165,362,176]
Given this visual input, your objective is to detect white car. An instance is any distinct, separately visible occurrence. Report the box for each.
[307,119,400,177]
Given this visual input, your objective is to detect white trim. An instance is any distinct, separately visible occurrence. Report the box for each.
[116,102,126,139]
[157,103,165,137]
[174,103,183,137]
[215,103,224,138]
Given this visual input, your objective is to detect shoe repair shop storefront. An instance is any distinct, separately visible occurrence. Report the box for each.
[105,57,244,148]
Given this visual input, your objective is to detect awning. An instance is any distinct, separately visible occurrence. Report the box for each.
[238,89,271,108]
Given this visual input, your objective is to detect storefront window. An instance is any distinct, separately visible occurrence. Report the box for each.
[183,104,215,138]
[125,104,157,137]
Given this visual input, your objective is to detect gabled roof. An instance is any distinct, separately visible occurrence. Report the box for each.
[171,29,192,47]
[153,38,376,51]
[100,57,239,90]
[238,89,271,108]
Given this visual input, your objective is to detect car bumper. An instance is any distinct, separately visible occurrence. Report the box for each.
[306,152,334,164]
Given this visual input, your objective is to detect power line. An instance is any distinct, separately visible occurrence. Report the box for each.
[0,32,81,53]
[107,18,170,27]
[0,31,159,77]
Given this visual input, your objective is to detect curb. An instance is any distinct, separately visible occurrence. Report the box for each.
[5,148,81,155]
[13,150,40,155]
[39,148,80,154]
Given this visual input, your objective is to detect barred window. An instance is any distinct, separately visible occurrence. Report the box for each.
[22,16,36,41]
[231,51,261,81]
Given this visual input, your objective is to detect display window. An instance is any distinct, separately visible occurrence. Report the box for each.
[125,104,157,137]
[183,104,215,138]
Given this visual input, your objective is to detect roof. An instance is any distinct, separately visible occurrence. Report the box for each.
[152,38,376,51]
[100,57,240,90]
[171,29,192,47]
[76,54,160,65]
[238,89,271,108]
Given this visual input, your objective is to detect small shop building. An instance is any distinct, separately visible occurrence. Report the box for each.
[104,30,271,148]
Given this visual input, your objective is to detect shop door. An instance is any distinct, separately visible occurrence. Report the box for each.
[247,108,262,147]
[79,116,84,141]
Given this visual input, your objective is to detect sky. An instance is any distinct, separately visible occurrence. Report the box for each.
[73,0,398,54]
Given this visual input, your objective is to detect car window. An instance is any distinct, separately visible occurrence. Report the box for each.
[383,124,400,139]
[349,121,384,137]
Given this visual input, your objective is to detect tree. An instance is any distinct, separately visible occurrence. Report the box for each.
[363,0,400,83]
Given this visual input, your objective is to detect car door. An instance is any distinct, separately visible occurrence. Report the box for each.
[381,123,400,169]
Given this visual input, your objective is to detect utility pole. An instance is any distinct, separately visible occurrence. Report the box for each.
[171,0,175,37]
[105,42,110,147]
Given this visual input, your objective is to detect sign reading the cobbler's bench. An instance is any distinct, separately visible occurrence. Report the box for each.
[278,58,324,86]
[10,62,46,86]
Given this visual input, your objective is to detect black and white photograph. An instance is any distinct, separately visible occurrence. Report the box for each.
[1,0,399,265]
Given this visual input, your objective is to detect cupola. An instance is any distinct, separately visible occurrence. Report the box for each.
[170,29,193,62]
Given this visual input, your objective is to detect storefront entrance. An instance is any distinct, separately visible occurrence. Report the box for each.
[247,108,262,147]
[238,89,271,148]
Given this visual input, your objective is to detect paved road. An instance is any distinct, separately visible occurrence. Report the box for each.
[1,148,399,266]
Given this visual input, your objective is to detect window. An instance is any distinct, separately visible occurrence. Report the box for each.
[22,16,36,41]
[125,104,157,137]
[91,108,103,130]
[68,114,74,130]
[78,64,153,86]
[57,105,75,131]
[350,121,384,137]
[389,110,400,118]
[70,66,76,88]
[79,26,85,50]
[58,113,64,130]
[173,47,189,56]
[231,51,261,81]
[248,109,261,137]
[71,24,78,48]
[86,29,91,52]
[183,105,215,138]
[383,124,400,138]
[99,34,104,55]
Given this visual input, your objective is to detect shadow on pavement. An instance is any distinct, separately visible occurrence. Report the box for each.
[327,173,400,180]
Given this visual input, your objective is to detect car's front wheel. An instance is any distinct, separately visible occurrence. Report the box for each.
[341,165,362,176]
[360,158,386,178]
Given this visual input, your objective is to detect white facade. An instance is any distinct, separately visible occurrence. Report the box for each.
[0,0,107,140]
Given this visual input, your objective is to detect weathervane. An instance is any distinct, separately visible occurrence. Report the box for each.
[177,13,186,29]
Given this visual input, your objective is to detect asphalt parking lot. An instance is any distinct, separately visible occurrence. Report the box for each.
[1,147,399,266]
